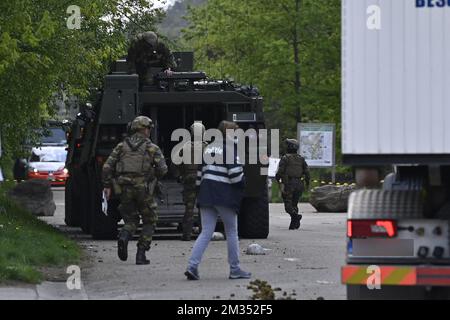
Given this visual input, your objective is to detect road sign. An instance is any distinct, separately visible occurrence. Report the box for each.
[298,123,336,168]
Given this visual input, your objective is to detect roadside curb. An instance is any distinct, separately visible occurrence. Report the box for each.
[0,281,89,300]
[0,286,38,300]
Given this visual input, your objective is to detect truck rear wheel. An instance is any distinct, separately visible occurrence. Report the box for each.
[64,176,81,227]
[238,188,269,239]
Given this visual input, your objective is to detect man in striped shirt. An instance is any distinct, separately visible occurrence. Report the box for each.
[185,121,251,280]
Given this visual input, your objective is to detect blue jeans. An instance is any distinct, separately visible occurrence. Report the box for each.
[188,205,240,272]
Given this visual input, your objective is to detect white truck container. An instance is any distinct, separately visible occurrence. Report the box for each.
[343,0,450,163]
[342,0,450,300]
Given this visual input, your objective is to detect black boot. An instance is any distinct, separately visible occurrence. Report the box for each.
[289,214,302,230]
[289,214,296,230]
[181,222,193,241]
[118,230,132,261]
[136,247,150,265]
[294,214,302,230]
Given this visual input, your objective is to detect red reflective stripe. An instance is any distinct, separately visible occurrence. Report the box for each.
[399,270,417,285]
[343,265,450,286]
[341,266,360,283]
[380,267,396,282]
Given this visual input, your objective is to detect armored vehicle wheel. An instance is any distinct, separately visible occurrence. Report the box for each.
[89,163,118,240]
[64,177,81,227]
[238,187,269,239]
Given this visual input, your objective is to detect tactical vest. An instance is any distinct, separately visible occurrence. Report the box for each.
[284,154,305,178]
[116,138,155,178]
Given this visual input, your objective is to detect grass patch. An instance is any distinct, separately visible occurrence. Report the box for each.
[0,182,80,284]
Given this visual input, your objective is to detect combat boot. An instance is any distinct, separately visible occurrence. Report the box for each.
[289,214,302,230]
[118,229,132,261]
[136,247,150,265]
[289,214,297,230]
[294,214,303,230]
[181,222,193,241]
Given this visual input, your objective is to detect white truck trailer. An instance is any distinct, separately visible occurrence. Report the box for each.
[342,0,450,299]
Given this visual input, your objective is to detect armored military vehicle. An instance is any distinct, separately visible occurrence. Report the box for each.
[65,52,269,240]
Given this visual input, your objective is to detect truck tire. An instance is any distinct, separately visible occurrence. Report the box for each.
[89,163,117,240]
[64,177,81,227]
[238,188,269,239]
[347,285,450,300]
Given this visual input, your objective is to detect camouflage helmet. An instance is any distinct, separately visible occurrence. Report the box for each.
[286,139,299,150]
[131,116,154,132]
[142,31,158,47]
[190,122,206,136]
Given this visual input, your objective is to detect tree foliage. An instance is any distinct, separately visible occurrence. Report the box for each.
[0,0,164,157]
[183,0,341,156]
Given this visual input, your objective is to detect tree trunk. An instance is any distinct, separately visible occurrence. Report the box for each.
[294,0,301,124]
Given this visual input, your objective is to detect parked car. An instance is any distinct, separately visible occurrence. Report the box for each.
[27,146,68,186]
[13,122,69,181]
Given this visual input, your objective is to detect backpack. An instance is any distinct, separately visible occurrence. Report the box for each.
[116,138,154,177]
[285,154,306,178]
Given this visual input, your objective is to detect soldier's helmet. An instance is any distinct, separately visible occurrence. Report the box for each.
[286,139,299,151]
[142,31,158,47]
[131,116,154,132]
[190,122,206,136]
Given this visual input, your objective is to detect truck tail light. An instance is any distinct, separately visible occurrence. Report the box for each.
[347,220,397,239]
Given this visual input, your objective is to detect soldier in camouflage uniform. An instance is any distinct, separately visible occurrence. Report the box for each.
[127,31,177,88]
[175,123,208,241]
[102,116,168,265]
[275,139,310,230]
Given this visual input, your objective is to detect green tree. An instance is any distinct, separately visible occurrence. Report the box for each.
[0,0,164,159]
[183,0,341,158]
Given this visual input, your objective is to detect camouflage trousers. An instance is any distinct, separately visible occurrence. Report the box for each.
[282,179,304,216]
[118,184,158,250]
[182,175,198,229]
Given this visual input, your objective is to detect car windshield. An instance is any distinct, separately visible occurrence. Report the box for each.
[30,149,67,163]
[39,127,67,145]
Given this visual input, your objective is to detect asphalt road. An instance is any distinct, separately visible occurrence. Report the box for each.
[42,188,347,300]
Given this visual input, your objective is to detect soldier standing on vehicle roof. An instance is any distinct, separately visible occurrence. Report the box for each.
[102,116,168,265]
[127,31,177,88]
[175,122,208,241]
[275,139,310,230]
